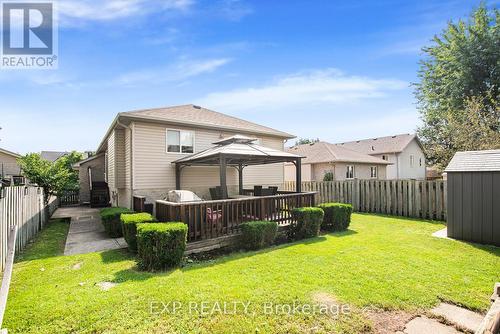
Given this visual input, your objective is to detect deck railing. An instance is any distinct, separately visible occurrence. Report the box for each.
[156,192,316,242]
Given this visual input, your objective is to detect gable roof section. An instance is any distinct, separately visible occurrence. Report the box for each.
[0,147,21,159]
[97,104,295,153]
[122,104,294,138]
[41,151,69,162]
[287,142,391,165]
[336,134,420,155]
[445,150,500,172]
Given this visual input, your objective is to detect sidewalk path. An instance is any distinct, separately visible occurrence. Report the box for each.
[52,207,127,255]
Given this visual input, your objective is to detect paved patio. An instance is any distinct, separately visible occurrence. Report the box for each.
[52,206,127,255]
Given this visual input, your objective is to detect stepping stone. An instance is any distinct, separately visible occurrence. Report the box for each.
[404,316,460,334]
[431,302,483,333]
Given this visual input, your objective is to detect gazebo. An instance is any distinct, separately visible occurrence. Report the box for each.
[172,135,303,198]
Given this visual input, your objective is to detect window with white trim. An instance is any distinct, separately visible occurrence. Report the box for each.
[346,165,354,179]
[166,129,194,153]
[370,166,378,178]
[382,155,388,161]
[419,157,423,167]
[410,154,415,167]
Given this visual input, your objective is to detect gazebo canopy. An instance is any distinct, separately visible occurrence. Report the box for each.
[173,135,301,166]
[172,135,304,198]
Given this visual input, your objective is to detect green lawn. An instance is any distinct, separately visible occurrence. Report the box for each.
[4,214,499,333]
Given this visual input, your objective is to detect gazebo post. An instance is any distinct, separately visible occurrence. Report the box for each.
[175,164,181,190]
[238,163,244,195]
[295,158,302,193]
[219,155,228,199]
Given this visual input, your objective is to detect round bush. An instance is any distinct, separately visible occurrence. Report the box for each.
[288,207,324,241]
[317,203,353,231]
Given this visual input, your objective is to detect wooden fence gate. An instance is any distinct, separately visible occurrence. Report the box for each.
[284,180,447,221]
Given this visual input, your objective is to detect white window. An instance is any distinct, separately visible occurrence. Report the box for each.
[346,165,354,179]
[166,129,194,153]
[370,166,378,178]
[419,157,423,167]
[382,155,388,161]
[410,155,415,167]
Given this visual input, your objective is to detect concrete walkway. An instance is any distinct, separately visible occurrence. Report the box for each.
[52,206,127,255]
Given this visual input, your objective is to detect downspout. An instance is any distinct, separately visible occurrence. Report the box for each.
[116,118,134,209]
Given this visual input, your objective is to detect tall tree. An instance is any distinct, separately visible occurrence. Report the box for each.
[415,4,500,170]
[18,152,82,205]
[295,138,320,146]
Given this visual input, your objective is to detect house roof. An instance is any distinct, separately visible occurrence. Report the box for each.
[286,141,391,165]
[123,104,294,138]
[335,133,420,155]
[72,153,103,168]
[445,150,500,172]
[0,147,21,158]
[97,104,295,153]
[174,135,301,166]
[41,151,69,162]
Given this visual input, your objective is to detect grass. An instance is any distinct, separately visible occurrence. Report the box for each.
[4,214,499,333]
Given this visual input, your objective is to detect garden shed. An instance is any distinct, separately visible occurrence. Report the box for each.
[445,150,500,246]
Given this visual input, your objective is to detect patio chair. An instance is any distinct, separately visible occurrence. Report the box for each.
[254,185,263,196]
[209,187,219,200]
[269,186,278,195]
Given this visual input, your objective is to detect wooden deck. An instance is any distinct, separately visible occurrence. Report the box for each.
[156,192,316,243]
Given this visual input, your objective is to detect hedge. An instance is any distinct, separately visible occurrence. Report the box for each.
[136,223,188,271]
[240,221,278,250]
[317,203,353,231]
[121,213,156,252]
[100,207,133,237]
[288,207,324,241]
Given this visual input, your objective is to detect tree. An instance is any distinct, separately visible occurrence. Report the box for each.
[18,152,83,205]
[415,4,500,170]
[295,138,320,146]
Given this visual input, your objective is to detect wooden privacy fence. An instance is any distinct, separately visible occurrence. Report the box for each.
[0,186,58,271]
[156,192,316,242]
[284,180,447,221]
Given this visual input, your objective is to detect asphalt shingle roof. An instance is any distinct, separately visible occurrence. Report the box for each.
[335,134,417,155]
[286,142,391,165]
[445,150,500,172]
[40,151,69,162]
[121,104,294,139]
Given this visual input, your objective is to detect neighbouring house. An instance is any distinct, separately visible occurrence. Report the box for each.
[73,154,108,206]
[82,104,296,209]
[284,141,391,181]
[445,150,500,246]
[0,147,23,186]
[335,134,426,180]
[40,151,69,162]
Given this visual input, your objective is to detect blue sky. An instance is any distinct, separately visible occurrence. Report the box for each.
[0,0,493,154]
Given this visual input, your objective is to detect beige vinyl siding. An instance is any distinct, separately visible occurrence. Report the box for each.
[132,121,285,198]
[124,127,132,189]
[106,131,115,190]
[114,129,126,188]
[332,162,387,181]
[0,152,21,177]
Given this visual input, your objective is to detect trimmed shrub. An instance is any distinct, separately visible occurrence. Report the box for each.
[136,223,188,271]
[288,207,324,241]
[121,213,156,252]
[240,221,278,250]
[317,203,353,231]
[100,207,133,237]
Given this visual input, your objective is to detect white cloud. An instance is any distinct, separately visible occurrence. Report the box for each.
[197,68,408,112]
[58,0,193,24]
[113,58,231,86]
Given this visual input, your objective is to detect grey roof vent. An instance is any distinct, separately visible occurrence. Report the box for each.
[193,105,201,109]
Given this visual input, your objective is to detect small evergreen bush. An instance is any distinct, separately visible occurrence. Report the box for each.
[288,207,324,240]
[121,213,156,252]
[317,203,353,231]
[240,221,278,250]
[100,207,133,237]
[136,223,187,271]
